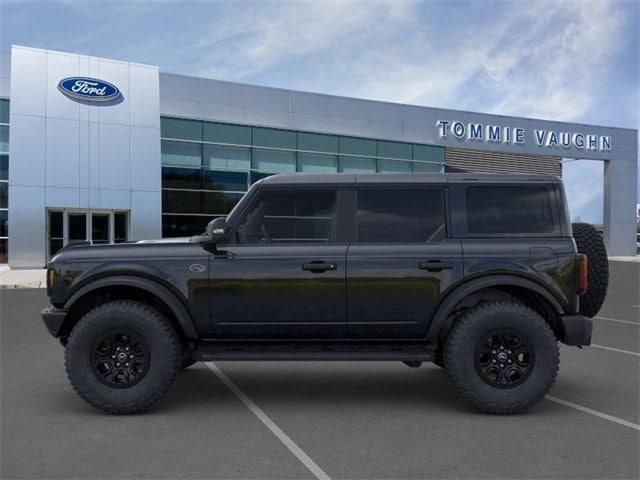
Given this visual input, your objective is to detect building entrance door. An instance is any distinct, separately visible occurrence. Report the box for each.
[47,210,129,259]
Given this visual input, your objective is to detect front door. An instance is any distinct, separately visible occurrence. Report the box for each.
[209,188,348,339]
[347,188,464,338]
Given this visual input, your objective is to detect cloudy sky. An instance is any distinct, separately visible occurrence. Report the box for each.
[1,0,638,222]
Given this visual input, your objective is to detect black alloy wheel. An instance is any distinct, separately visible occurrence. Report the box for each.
[474,329,533,388]
[92,330,150,388]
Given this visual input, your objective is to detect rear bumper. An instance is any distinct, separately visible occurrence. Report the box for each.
[41,306,68,338]
[560,315,593,346]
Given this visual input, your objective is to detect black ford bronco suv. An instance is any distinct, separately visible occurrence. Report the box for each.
[42,173,609,415]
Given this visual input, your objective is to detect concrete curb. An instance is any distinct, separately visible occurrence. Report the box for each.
[0,269,47,289]
[0,282,46,289]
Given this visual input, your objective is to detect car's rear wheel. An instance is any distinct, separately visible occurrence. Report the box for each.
[65,300,181,414]
[444,301,559,414]
[572,222,609,317]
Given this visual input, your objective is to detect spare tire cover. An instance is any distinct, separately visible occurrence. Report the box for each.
[572,223,609,317]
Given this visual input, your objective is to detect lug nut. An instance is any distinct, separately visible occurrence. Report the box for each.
[130,355,134,359]
[500,364,504,368]
[125,347,129,351]
[508,360,512,363]
[111,355,115,359]
[125,363,129,367]
[492,359,496,363]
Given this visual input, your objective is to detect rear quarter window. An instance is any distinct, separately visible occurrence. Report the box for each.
[466,186,556,234]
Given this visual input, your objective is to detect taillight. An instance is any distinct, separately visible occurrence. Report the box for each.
[576,254,588,295]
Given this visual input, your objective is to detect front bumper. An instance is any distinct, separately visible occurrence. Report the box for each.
[560,315,593,346]
[41,306,68,338]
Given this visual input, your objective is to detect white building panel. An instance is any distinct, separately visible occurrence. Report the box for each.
[130,65,160,128]
[97,59,130,126]
[98,122,130,190]
[8,114,45,186]
[10,47,46,117]
[130,125,161,191]
[45,51,81,121]
[45,117,79,188]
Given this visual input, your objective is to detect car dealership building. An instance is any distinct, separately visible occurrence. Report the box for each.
[0,45,637,267]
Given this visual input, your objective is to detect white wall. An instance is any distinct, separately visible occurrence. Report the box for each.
[8,46,161,267]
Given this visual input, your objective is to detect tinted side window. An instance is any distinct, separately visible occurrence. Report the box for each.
[356,189,446,243]
[237,190,336,244]
[466,186,555,234]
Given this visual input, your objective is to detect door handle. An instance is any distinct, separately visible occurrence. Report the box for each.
[419,260,453,272]
[302,262,337,273]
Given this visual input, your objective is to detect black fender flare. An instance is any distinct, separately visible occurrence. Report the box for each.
[426,274,566,341]
[63,275,198,339]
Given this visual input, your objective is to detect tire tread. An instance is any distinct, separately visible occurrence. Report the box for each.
[65,300,180,415]
[444,300,559,414]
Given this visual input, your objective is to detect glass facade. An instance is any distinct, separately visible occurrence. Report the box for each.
[160,117,445,237]
[0,99,8,263]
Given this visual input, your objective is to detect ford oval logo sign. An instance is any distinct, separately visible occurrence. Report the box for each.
[57,77,121,102]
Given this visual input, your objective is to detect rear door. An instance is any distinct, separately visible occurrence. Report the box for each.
[347,187,463,339]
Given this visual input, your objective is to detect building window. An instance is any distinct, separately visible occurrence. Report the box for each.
[297,153,337,173]
[378,141,412,160]
[0,126,8,154]
[377,159,411,173]
[161,117,202,141]
[252,149,296,173]
[338,156,376,173]
[204,144,250,171]
[47,210,129,259]
[203,122,250,145]
[0,99,9,264]
[159,116,445,238]
[161,140,201,167]
[162,214,210,238]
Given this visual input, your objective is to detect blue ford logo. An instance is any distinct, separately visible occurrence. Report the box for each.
[58,77,121,102]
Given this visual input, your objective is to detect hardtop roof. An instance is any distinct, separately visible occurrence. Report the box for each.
[259,172,561,187]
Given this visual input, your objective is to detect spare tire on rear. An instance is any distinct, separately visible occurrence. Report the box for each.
[572,223,609,317]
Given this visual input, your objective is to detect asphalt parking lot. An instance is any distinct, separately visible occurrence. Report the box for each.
[1,261,638,479]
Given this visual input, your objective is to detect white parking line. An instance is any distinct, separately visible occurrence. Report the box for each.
[546,395,640,431]
[590,343,640,357]
[206,362,331,480]
[595,315,639,326]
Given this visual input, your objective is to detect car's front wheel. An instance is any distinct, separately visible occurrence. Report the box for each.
[65,300,181,414]
[444,301,559,414]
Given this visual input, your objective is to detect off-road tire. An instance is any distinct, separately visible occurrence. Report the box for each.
[65,300,181,414]
[572,222,609,317]
[444,301,559,414]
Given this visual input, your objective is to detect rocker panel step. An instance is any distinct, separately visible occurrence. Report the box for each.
[194,341,435,362]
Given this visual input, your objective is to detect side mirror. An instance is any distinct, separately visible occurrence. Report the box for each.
[205,217,228,243]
